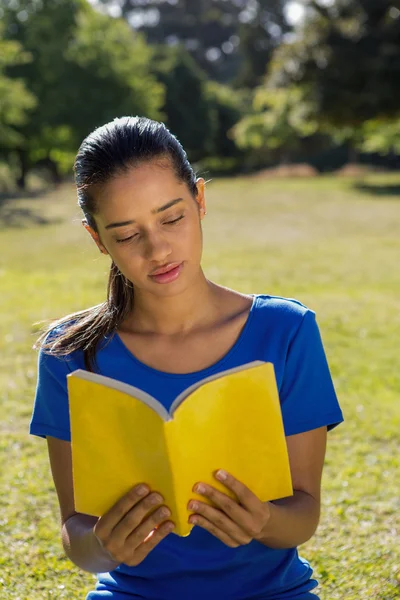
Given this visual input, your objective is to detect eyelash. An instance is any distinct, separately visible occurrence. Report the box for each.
[116,215,185,243]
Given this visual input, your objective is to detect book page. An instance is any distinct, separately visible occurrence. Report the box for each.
[169,360,265,415]
[68,376,177,519]
[69,369,171,421]
[166,362,293,537]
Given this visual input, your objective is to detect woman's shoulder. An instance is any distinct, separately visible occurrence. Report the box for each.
[252,294,316,339]
[35,313,86,365]
[38,317,79,348]
[35,305,116,372]
[37,303,104,348]
[219,288,314,333]
[254,293,313,318]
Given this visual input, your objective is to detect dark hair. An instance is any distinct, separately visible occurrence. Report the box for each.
[33,116,199,372]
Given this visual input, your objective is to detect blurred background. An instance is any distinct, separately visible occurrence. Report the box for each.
[1,2,399,599]
[1,0,400,188]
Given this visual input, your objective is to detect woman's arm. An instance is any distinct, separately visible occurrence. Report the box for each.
[47,437,122,573]
[47,437,174,573]
[253,425,327,548]
[185,426,327,549]
[61,513,121,574]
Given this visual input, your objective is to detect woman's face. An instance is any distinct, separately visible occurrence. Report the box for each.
[83,160,206,298]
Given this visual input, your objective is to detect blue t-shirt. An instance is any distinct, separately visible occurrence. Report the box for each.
[30,294,344,600]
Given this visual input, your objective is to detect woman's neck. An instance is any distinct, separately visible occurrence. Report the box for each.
[121,277,223,336]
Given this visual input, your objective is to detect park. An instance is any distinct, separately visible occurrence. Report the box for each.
[1,1,399,598]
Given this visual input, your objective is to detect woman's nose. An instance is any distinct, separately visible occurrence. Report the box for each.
[144,231,172,262]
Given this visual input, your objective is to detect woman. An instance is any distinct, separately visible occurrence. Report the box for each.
[30,116,344,600]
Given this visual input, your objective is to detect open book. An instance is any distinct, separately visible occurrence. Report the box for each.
[67,361,293,537]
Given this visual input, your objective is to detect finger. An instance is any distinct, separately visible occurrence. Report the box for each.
[188,515,241,548]
[94,484,150,541]
[192,482,255,535]
[214,470,262,512]
[127,520,175,566]
[188,502,252,545]
[125,505,172,551]
[111,492,164,542]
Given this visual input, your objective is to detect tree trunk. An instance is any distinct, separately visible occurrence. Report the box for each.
[279,147,292,165]
[16,148,29,190]
[348,144,359,164]
[47,157,62,186]
[34,156,63,186]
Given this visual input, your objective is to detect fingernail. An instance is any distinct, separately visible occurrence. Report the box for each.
[136,485,148,496]
[216,470,227,481]
[151,494,163,504]
[195,484,205,493]
[189,501,198,511]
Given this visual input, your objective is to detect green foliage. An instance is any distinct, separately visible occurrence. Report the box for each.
[231,86,317,164]
[150,45,215,162]
[359,118,400,155]
[2,0,400,185]
[0,23,36,148]
[2,0,165,184]
[29,126,77,177]
[270,1,400,128]
[3,0,85,129]
[234,0,290,88]
[96,0,290,87]
[205,81,246,159]
[65,4,165,131]
[98,0,241,81]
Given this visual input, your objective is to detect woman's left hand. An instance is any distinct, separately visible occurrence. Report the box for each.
[187,469,271,547]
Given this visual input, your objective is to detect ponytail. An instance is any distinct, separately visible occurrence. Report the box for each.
[33,262,134,372]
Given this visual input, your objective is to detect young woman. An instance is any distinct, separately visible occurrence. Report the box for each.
[30,116,344,600]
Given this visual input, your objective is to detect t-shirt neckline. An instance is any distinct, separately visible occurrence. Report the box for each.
[111,294,259,379]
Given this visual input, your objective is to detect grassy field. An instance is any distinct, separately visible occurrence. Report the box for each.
[1,173,399,599]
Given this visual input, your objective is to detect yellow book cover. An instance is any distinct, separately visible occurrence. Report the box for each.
[67,361,293,537]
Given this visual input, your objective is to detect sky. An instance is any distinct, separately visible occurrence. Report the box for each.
[285,0,336,25]
[285,1,306,25]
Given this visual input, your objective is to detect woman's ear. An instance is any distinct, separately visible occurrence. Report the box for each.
[82,219,109,255]
[195,178,207,219]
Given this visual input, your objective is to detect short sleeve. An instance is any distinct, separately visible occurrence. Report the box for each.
[29,346,72,442]
[279,309,344,436]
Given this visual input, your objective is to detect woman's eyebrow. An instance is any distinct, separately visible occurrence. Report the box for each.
[153,197,183,214]
[105,198,184,229]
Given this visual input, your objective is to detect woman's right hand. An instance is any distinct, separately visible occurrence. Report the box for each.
[93,484,175,567]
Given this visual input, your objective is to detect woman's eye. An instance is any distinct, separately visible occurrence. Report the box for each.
[165,215,184,225]
[116,233,138,243]
[116,215,184,243]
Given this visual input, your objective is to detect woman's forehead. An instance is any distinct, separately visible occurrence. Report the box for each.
[93,165,188,224]
[101,162,184,198]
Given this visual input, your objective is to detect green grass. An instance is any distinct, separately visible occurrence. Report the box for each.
[1,173,399,599]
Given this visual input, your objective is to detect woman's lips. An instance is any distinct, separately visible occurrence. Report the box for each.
[149,262,183,284]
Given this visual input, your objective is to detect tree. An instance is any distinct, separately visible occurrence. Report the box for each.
[0,23,36,159]
[231,85,317,167]
[150,45,216,162]
[94,0,242,82]
[205,81,246,159]
[359,117,400,155]
[235,0,291,88]
[92,0,291,87]
[269,1,400,128]
[3,0,165,187]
